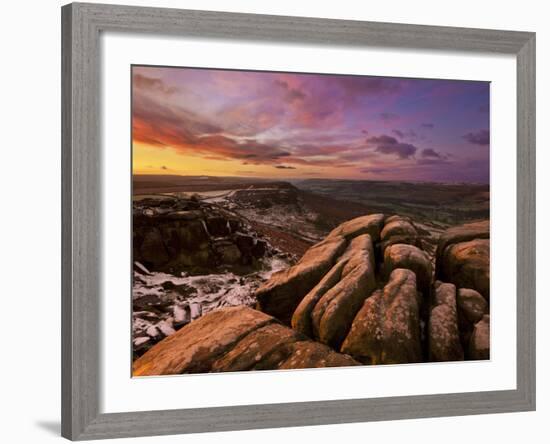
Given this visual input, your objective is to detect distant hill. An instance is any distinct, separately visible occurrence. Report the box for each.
[133,174,275,194]
[132,174,489,227]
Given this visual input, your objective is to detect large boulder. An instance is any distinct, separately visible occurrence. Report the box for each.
[379,215,419,253]
[435,220,490,262]
[310,236,377,348]
[327,213,385,242]
[205,215,238,237]
[133,306,359,376]
[210,322,299,372]
[384,244,433,294]
[133,198,272,273]
[162,218,210,251]
[435,220,490,300]
[456,288,488,350]
[133,306,273,375]
[340,269,422,365]
[291,259,348,338]
[291,235,377,348]
[139,227,169,267]
[213,240,242,265]
[439,239,490,300]
[457,288,488,324]
[428,282,464,362]
[468,314,490,360]
[255,235,347,324]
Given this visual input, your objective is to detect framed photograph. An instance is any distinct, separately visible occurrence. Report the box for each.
[61,2,535,440]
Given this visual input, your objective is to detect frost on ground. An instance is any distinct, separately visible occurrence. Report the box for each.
[132,256,289,357]
[238,204,323,243]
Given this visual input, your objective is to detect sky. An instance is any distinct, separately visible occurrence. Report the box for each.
[132,65,490,183]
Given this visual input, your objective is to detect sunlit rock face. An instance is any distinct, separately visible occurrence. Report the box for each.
[133,306,359,376]
[435,220,490,300]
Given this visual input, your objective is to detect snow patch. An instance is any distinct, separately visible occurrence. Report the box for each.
[132,255,291,354]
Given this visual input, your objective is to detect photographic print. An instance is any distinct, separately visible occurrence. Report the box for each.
[131,66,490,376]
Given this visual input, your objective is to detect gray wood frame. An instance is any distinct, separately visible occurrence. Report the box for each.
[61,2,536,440]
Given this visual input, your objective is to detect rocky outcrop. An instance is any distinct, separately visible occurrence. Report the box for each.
[133,196,270,273]
[436,221,490,300]
[255,235,347,324]
[133,306,358,375]
[340,269,422,364]
[255,216,491,366]
[428,282,464,362]
[134,212,491,372]
[255,214,385,326]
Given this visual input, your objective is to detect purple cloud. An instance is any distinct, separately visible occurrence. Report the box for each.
[133,73,180,95]
[393,129,419,140]
[463,129,490,146]
[273,79,306,103]
[335,77,406,96]
[367,134,417,159]
[478,104,489,113]
[417,158,450,165]
[392,129,404,138]
[421,148,443,158]
[379,112,400,122]
[359,167,391,174]
[132,66,490,182]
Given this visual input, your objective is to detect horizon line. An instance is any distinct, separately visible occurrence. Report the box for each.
[131,173,489,185]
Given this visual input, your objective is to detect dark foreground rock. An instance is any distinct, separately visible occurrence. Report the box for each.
[133,306,359,375]
[133,196,272,274]
[131,195,293,358]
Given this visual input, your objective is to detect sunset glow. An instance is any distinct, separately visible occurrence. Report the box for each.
[132,66,490,183]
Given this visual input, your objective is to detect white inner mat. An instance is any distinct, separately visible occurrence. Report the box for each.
[100,32,516,414]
